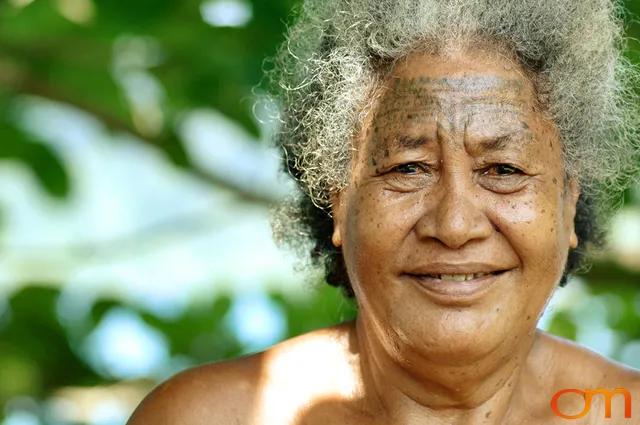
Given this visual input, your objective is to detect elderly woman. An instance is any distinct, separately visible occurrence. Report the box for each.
[129,0,640,423]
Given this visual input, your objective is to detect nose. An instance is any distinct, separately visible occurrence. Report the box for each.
[414,171,494,249]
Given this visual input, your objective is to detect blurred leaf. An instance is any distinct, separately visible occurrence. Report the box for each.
[90,299,126,326]
[141,294,238,362]
[93,0,177,29]
[0,0,77,41]
[271,285,358,339]
[547,312,578,341]
[0,286,102,406]
[0,116,70,197]
[157,133,190,168]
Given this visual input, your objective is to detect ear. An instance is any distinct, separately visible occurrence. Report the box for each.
[565,177,580,249]
[330,191,345,247]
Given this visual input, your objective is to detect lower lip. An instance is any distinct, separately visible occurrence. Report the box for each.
[405,272,507,304]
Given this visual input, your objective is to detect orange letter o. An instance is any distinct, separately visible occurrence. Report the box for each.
[551,389,591,419]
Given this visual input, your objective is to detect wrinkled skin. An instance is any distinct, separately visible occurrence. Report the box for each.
[332,49,578,369]
[127,49,640,425]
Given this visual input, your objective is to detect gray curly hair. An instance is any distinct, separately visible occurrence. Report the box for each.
[268,0,640,298]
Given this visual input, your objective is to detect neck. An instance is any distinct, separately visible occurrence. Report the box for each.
[351,316,540,424]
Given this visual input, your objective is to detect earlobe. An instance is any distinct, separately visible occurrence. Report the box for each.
[566,178,580,249]
[569,233,578,250]
[332,228,342,247]
[330,192,344,248]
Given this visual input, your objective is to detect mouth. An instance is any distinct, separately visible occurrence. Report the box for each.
[404,270,510,303]
[413,270,507,282]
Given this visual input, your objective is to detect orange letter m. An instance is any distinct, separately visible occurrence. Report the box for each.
[586,388,632,419]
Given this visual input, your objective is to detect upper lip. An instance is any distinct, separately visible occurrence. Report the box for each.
[405,262,511,276]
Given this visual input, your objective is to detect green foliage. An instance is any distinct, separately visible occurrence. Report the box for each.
[0,115,69,197]
[0,284,357,414]
[0,286,101,407]
[547,312,578,342]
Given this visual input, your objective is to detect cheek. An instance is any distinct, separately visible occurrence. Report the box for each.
[494,185,566,277]
[343,188,420,280]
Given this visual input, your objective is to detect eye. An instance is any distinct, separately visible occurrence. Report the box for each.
[393,163,428,174]
[484,164,523,176]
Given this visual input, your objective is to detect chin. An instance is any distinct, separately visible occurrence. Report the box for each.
[384,308,513,362]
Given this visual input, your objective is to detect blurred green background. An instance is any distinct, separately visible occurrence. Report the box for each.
[0,0,638,423]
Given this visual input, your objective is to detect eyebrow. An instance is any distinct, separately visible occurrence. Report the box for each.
[478,131,534,152]
[476,133,523,152]
[393,135,436,150]
[390,131,528,152]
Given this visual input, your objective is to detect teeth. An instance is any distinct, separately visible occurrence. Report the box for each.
[431,272,491,281]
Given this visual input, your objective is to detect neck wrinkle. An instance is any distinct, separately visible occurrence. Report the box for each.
[351,316,538,424]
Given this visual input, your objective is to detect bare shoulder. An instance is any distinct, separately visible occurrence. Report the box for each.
[126,351,264,425]
[538,330,640,386]
[127,322,357,425]
[241,321,360,423]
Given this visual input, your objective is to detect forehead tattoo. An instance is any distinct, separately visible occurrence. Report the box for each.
[373,75,533,153]
[380,75,527,122]
[392,75,525,95]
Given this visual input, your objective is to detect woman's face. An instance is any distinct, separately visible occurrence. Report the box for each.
[332,50,580,362]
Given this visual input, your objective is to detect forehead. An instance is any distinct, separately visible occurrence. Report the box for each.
[369,51,539,139]
[385,49,534,99]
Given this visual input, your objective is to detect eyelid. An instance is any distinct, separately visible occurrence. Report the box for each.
[386,161,526,176]
[482,164,525,175]
[392,162,432,174]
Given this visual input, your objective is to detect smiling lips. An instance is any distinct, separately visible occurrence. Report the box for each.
[424,272,496,281]
[406,262,510,281]
[408,272,507,302]
[404,265,511,302]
